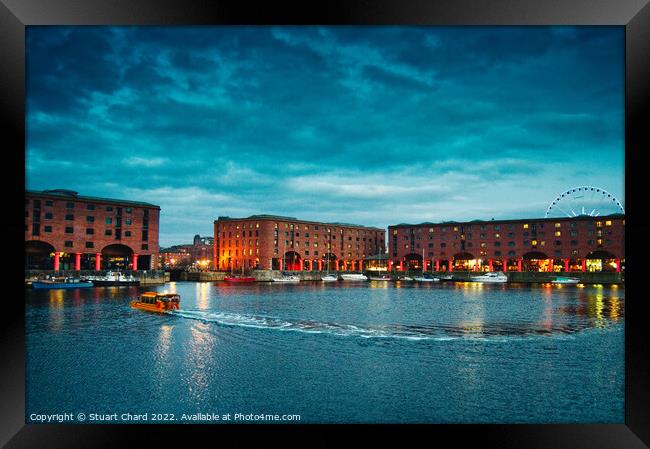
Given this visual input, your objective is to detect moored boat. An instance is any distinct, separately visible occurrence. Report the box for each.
[224,276,256,283]
[130,292,180,313]
[368,274,391,281]
[470,272,508,283]
[92,271,140,286]
[321,274,338,282]
[340,273,368,281]
[271,274,301,283]
[552,276,580,284]
[397,275,414,282]
[32,277,93,289]
[413,276,440,282]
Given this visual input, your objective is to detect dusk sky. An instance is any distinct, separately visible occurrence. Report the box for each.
[26,26,624,247]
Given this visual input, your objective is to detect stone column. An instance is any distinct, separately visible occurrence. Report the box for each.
[399,260,404,271]
[388,260,393,271]
[95,253,101,271]
[318,259,322,271]
[53,253,60,271]
[615,258,620,273]
[518,258,523,272]
[488,259,493,272]
[564,259,570,272]
[132,253,139,271]
[75,253,81,271]
[582,259,586,272]
[448,259,453,272]
[435,259,440,271]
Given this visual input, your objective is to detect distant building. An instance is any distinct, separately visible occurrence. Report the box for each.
[214,215,386,271]
[160,235,214,270]
[25,189,160,270]
[388,214,625,272]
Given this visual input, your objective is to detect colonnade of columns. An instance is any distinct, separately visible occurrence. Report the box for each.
[52,252,141,271]
[385,258,622,273]
[277,258,366,271]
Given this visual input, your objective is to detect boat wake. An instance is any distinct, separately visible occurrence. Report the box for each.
[166,309,599,341]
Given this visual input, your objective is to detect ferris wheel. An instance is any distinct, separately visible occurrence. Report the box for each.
[544,186,624,218]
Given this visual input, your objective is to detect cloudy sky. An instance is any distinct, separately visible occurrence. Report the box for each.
[26,26,624,247]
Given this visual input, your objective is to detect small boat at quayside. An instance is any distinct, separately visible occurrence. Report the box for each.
[470,272,508,283]
[340,273,368,281]
[224,276,256,283]
[321,274,338,282]
[271,274,301,283]
[368,274,391,281]
[551,276,580,284]
[130,292,180,313]
[31,277,93,289]
[413,276,440,282]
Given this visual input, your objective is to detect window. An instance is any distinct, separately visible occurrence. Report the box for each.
[440,243,446,248]
[64,241,73,248]
[66,202,74,209]
[32,224,40,236]
[141,244,149,250]
[44,200,53,206]
[87,216,95,223]
[142,230,148,241]
[555,223,561,228]
[44,225,52,232]
[605,220,612,226]
[105,217,112,224]
[106,206,113,211]
[87,204,95,210]
[105,229,112,236]
[65,214,74,220]
[571,240,578,246]
[86,228,94,235]
[65,227,74,234]
[125,218,132,225]
[125,231,131,237]
[554,231,561,237]
[85,242,94,248]
[495,251,501,256]
[523,223,529,229]
[125,207,132,213]
[115,229,122,239]
[555,240,562,246]
[44,212,53,219]
[508,241,515,247]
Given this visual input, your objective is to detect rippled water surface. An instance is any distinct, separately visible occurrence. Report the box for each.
[26,281,624,423]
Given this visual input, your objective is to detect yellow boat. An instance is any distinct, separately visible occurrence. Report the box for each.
[130,292,180,313]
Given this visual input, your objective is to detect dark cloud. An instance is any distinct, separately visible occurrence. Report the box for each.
[26,26,624,246]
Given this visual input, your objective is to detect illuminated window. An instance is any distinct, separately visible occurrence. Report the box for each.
[554,231,561,237]
[605,220,612,226]
[494,233,500,239]
[531,240,538,246]
[523,224,529,229]
[555,223,561,228]
[596,221,602,227]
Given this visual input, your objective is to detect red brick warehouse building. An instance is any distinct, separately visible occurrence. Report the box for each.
[388,214,624,273]
[25,189,160,271]
[214,215,386,271]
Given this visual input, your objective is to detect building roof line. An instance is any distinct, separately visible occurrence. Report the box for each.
[26,189,161,209]
[389,213,625,228]
[215,214,384,231]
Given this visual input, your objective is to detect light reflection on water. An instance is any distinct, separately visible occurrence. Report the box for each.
[26,282,624,423]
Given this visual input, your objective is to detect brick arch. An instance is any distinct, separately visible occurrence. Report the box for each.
[25,240,57,254]
[101,243,135,256]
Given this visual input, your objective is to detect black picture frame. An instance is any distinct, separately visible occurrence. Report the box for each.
[2,0,649,447]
